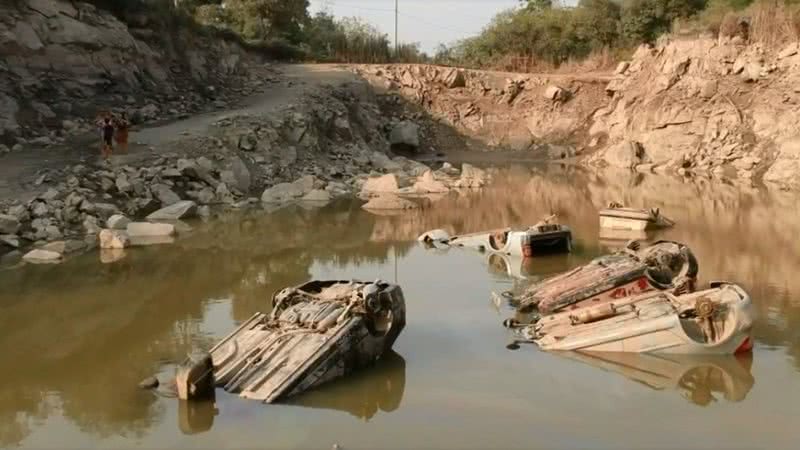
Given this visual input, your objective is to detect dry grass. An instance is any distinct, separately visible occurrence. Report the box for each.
[487,47,628,75]
[749,0,800,47]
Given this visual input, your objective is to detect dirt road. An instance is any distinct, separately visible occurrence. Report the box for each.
[0,64,358,203]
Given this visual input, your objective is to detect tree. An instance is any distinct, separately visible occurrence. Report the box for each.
[224,0,309,42]
[520,0,554,11]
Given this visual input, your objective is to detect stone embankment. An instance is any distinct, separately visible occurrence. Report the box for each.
[356,35,800,190]
[0,74,483,265]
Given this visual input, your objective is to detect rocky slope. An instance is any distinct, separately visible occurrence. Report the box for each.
[0,0,267,150]
[357,35,800,190]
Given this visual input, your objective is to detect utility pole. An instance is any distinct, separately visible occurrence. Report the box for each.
[394,0,398,57]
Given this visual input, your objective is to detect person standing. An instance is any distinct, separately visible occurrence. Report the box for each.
[99,113,115,159]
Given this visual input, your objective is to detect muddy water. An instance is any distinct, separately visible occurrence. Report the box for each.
[2,165,800,449]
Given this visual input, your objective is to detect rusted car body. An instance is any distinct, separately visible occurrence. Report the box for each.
[178,280,406,403]
[419,220,572,257]
[599,204,675,231]
[522,282,754,355]
[512,240,698,314]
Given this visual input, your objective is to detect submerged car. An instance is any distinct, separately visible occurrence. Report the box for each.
[511,240,697,314]
[521,282,754,355]
[176,280,406,403]
[418,216,572,257]
[599,203,675,231]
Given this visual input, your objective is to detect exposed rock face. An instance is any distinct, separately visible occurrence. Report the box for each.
[0,0,253,143]
[106,214,131,230]
[764,137,800,190]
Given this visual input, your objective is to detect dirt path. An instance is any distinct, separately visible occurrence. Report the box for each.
[0,64,358,204]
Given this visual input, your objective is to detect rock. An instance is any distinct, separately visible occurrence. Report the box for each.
[153,184,182,206]
[229,156,251,193]
[615,61,630,75]
[543,85,568,101]
[389,121,420,150]
[742,61,762,82]
[0,214,20,234]
[106,214,131,230]
[139,104,160,121]
[370,152,403,171]
[100,177,115,192]
[44,225,62,241]
[39,188,60,201]
[215,183,235,204]
[147,201,197,221]
[1,235,20,249]
[604,140,648,169]
[413,171,449,193]
[127,222,177,237]
[99,229,131,249]
[116,173,133,194]
[193,187,216,204]
[361,174,400,195]
[362,194,419,211]
[302,189,332,202]
[197,205,211,218]
[94,203,119,219]
[83,216,101,235]
[23,249,62,264]
[260,176,316,203]
[443,68,466,88]
[42,240,85,254]
[7,205,29,222]
[699,79,718,98]
[764,137,800,190]
[455,164,488,188]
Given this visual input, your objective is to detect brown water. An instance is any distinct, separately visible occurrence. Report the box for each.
[2,165,800,449]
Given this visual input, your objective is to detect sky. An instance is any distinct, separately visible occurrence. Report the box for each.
[308,0,523,53]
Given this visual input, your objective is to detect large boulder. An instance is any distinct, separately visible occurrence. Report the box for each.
[153,184,182,206]
[99,229,131,249]
[413,171,449,194]
[106,214,131,230]
[361,174,400,195]
[23,249,62,264]
[0,214,20,235]
[389,121,420,150]
[147,200,197,221]
[261,176,316,203]
[127,222,177,237]
[443,68,466,88]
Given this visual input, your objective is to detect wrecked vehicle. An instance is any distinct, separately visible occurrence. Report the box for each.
[599,203,675,231]
[418,216,572,257]
[511,240,697,314]
[554,352,754,406]
[176,280,406,403]
[520,282,753,355]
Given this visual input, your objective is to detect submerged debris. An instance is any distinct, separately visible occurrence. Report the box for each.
[178,280,406,403]
[419,215,572,257]
[518,282,753,355]
[599,203,675,231]
[511,240,697,313]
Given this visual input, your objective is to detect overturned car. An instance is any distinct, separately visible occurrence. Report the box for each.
[599,203,675,231]
[517,282,754,355]
[419,216,572,257]
[176,280,406,403]
[510,240,698,314]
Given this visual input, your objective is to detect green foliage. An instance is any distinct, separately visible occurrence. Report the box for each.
[621,0,707,43]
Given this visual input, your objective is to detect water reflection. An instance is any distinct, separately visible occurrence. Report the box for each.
[288,351,406,420]
[1,165,800,448]
[558,352,755,407]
